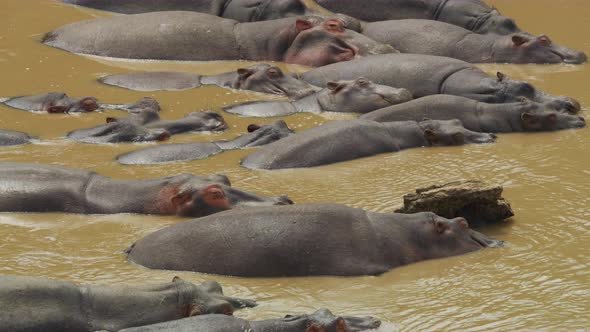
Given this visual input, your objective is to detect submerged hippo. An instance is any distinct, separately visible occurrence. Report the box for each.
[360,95,586,133]
[0,162,292,216]
[63,0,317,23]
[117,120,294,165]
[301,54,582,113]
[316,0,521,35]
[120,309,381,332]
[0,275,256,332]
[67,110,227,144]
[360,19,586,64]
[242,119,495,169]
[100,64,318,99]
[224,77,412,117]
[0,129,32,146]
[43,13,394,67]
[126,203,502,277]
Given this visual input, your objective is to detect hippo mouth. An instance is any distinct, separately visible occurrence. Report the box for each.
[556,51,588,65]
[469,229,503,248]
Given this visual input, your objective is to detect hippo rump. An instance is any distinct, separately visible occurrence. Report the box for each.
[0,275,255,332]
[360,19,586,64]
[67,110,227,144]
[0,162,292,216]
[315,0,521,35]
[63,0,317,23]
[117,120,293,165]
[360,95,586,133]
[42,12,395,67]
[99,64,318,99]
[119,309,381,332]
[126,203,502,277]
[224,77,412,117]
[0,129,32,146]
[241,119,495,169]
[301,54,582,113]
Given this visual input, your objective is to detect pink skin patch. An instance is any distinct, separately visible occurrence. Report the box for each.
[201,185,231,210]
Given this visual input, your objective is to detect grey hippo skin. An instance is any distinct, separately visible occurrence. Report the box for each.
[0,275,256,332]
[126,203,503,277]
[301,54,582,114]
[0,130,32,146]
[360,95,586,133]
[42,13,395,66]
[67,110,227,144]
[0,162,292,216]
[315,0,521,35]
[241,119,495,170]
[117,120,294,165]
[360,19,587,64]
[224,77,412,117]
[100,64,319,99]
[119,309,381,332]
[63,0,318,23]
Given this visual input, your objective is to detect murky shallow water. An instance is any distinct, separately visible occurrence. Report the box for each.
[0,0,589,330]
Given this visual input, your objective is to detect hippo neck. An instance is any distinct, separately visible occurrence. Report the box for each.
[84,282,193,331]
[234,18,298,60]
[200,71,239,88]
[83,174,195,214]
[367,212,424,268]
[292,92,323,113]
[381,121,429,149]
[458,34,496,62]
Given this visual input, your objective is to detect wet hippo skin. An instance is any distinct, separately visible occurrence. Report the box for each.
[0,129,32,146]
[0,275,256,332]
[0,162,292,217]
[126,203,503,277]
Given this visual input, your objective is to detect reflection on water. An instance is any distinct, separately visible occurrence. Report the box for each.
[0,0,589,330]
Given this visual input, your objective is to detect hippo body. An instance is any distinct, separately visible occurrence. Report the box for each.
[361,19,586,64]
[117,120,293,165]
[315,0,521,35]
[0,162,291,216]
[360,95,586,133]
[301,54,581,113]
[126,203,502,277]
[43,12,394,67]
[0,130,32,146]
[119,309,381,332]
[63,0,315,23]
[100,64,318,99]
[241,119,495,169]
[0,275,255,332]
[224,78,412,117]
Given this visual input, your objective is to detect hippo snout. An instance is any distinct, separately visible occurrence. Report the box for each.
[563,51,587,64]
[469,229,504,248]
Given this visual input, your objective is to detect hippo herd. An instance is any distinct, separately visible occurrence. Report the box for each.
[0,0,586,331]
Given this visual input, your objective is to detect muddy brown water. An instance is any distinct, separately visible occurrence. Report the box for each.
[0,0,589,330]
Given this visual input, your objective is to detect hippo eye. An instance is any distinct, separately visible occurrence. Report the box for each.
[324,19,344,33]
[357,78,370,87]
[267,68,281,78]
[538,35,552,46]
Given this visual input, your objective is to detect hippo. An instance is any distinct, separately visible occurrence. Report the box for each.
[42,13,395,67]
[67,111,227,144]
[241,119,495,170]
[117,120,294,165]
[301,54,582,114]
[0,275,256,332]
[126,203,502,277]
[0,129,32,146]
[63,0,318,23]
[360,95,586,133]
[100,64,319,99]
[359,19,586,64]
[0,162,292,216]
[315,0,521,35]
[119,309,381,332]
[223,77,412,117]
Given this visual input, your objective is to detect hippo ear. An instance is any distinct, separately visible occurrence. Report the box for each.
[306,323,323,332]
[247,124,261,132]
[423,129,438,144]
[237,68,254,79]
[172,276,183,283]
[202,185,230,210]
[157,131,171,142]
[295,18,314,33]
[435,220,450,234]
[520,112,538,124]
[512,35,528,46]
[496,72,506,82]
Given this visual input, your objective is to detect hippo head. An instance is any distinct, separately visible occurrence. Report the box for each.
[281,309,381,332]
[495,33,587,64]
[185,111,228,131]
[216,120,294,150]
[494,72,581,114]
[474,7,520,35]
[40,93,98,113]
[417,213,503,260]
[234,64,318,99]
[172,277,257,317]
[515,98,586,131]
[418,119,497,146]
[124,96,161,114]
[169,173,293,217]
[67,120,171,144]
[318,77,412,113]
[222,0,314,22]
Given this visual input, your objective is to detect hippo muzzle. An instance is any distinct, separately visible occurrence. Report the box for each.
[469,229,504,248]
